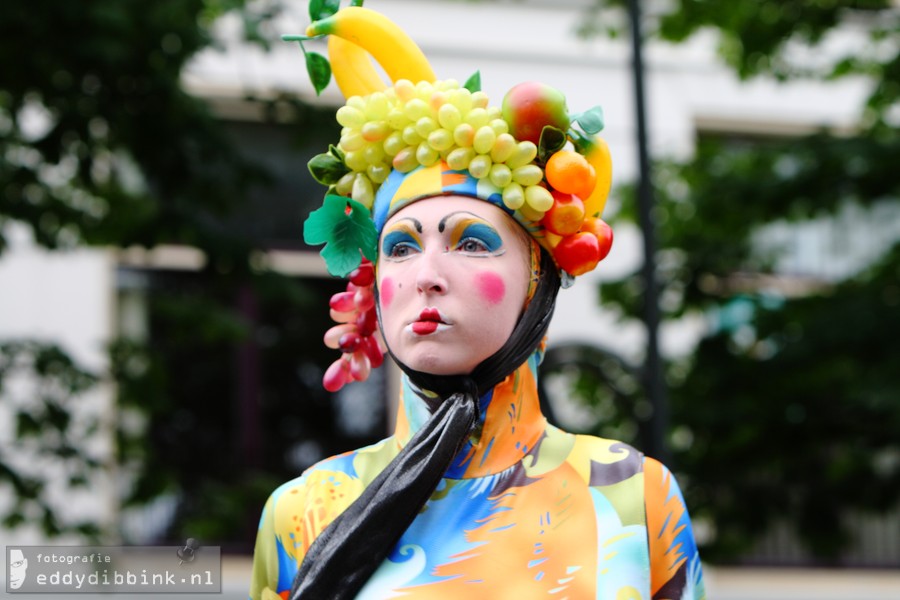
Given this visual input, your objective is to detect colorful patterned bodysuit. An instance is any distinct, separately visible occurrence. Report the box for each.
[250,354,706,599]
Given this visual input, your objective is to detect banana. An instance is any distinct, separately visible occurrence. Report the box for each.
[307,6,436,87]
[582,135,612,218]
[328,35,386,98]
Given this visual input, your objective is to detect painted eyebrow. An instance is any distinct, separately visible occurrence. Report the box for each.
[438,211,488,233]
[381,221,423,250]
[390,217,422,233]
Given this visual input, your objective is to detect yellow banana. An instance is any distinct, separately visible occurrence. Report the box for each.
[327,35,386,98]
[582,135,612,218]
[307,6,436,87]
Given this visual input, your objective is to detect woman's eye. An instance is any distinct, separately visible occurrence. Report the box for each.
[382,229,421,260]
[389,243,414,258]
[452,222,503,254]
[458,238,489,253]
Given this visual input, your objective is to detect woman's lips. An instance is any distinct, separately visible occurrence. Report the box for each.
[412,321,440,335]
[411,308,447,335]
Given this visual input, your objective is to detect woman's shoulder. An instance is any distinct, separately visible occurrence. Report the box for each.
[562,430,646,484]
[564,433,693,509]
[266,435,401,510]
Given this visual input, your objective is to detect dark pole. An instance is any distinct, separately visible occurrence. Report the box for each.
[627,0,670,464]
[237,284,262,468]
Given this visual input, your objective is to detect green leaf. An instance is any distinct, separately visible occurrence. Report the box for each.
[16,411,41,437]
[309,0,341,22]
[567,128,590,154]
[328,144,345,161]
[538,126,567,162]
[464,71,482,93]
[308,152,350,185]
[303,195,378,277]
[573,106,605,134]
[305,50,332,96]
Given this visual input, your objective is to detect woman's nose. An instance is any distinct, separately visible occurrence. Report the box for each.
[415,250,448,295]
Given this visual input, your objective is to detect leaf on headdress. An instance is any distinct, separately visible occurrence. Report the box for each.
[309,0,340,22]
[538,126,567,163]
[303,195,378,277]
[308,151,349,185]
[464,71,482,93]
[328,144,345,161]
[572,105,605,134]
[305,51,332,95]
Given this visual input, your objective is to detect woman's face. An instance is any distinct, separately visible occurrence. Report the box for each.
[377,195,531,376]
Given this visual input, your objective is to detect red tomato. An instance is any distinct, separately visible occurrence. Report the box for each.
[553,232,601,276]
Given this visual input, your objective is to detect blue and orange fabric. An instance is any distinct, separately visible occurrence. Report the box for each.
[249,353,706,599]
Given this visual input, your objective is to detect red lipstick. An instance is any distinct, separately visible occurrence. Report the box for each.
[412,308,444,335]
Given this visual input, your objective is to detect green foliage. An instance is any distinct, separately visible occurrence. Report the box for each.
[109,338,176,505]
[0,0,324,546]
[0,0,273,255]
[588,1,900,127]
[673,243,900,560]
[603,131,900,321]
[656,0,894,84]
[0,342,103,539]
[539,344,648,446]
[659,1,900,132]
[599,131,900,561]
[109,271,351,545]
[573,0,900,563]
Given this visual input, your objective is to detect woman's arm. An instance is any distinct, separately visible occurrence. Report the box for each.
[248,457,371,600]
[250,488,297,600]
[644,456,706,600]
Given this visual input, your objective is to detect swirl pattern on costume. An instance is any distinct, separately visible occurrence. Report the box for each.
[250,354,705,599]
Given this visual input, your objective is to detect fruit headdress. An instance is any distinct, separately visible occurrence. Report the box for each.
[285,2,614,391]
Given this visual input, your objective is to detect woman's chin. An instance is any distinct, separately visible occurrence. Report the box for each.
[402,350,480,376]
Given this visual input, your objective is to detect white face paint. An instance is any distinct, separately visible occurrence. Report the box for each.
[377,196,531,376]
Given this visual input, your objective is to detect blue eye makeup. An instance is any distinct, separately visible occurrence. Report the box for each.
[381,224,422,259]
[450,219,504,255]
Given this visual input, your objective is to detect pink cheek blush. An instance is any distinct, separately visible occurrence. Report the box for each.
[379,276,395,309]
[475,271,506,305]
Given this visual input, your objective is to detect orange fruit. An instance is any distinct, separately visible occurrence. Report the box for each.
[545,150,596,199]
[541,190,585,236]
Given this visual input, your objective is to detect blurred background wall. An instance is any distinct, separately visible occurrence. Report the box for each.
[1,0,898,597]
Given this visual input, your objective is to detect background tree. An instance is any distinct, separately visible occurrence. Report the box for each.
[575,0,900,562]
[0,0,383,547]
[0,0,257,542]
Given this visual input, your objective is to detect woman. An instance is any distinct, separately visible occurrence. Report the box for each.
[252,6,705,599]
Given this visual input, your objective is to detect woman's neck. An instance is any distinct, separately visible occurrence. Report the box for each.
[392,354,548,478]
